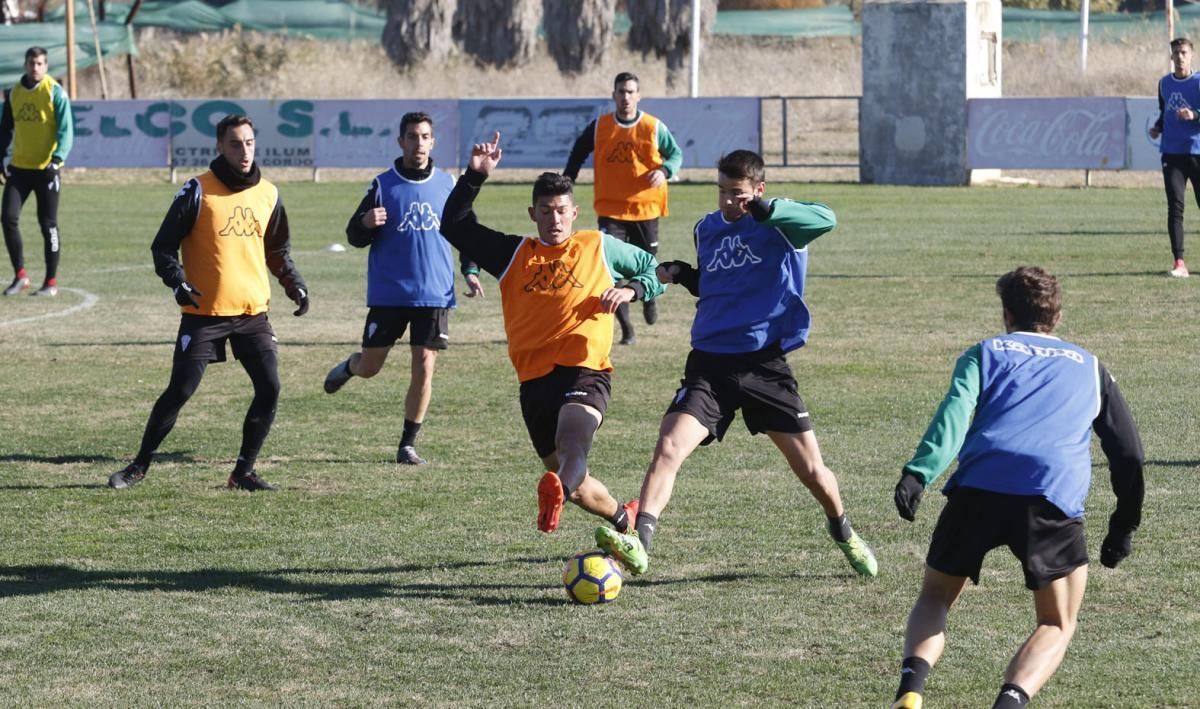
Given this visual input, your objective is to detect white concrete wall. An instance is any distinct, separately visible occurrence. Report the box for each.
[860,0,1002,185]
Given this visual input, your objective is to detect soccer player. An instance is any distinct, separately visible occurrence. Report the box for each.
[1,46,73,297]
[888,266,1144,709]
[322,111,479,465]
[1150,37,1200,278]
[595,149,878,579]
[108,114,309,492]
[563,71,682,345]
[439,131,664,534]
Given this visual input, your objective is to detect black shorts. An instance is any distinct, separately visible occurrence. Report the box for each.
[598,216,659,255]
[518,366,612,459]
[666,345,812,445]
[174,313,277,364]
[362,306,449,350]
[926,486,1089,591]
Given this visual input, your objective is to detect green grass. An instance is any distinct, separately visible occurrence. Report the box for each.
[0,179,1196,706]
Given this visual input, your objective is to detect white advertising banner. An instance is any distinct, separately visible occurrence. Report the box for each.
[312,100,459,168]
[456,97,761,169]
[1126,97,1162,172]
[641,98,762,168]
[71,100,169,168]
[58,98,761,171]
[967,98,1126,169]
[169,99,317,169]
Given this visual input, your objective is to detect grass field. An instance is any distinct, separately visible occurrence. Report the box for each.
[0,178,1197,706]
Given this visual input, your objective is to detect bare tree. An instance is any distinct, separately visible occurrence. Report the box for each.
[543,0,616,75]
[453,0,540,68]
[2,0,20,25]
[380,0,456,68]
[626,0,717,92]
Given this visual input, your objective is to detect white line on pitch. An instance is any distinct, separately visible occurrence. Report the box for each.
[0,287,100,329]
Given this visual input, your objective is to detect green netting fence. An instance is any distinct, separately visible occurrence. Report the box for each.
[0,1,1195,87]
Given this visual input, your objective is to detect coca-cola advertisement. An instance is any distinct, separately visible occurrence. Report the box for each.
[967,98,1126,169]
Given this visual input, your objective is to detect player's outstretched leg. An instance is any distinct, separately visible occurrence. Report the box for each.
[595,526,648,576]
[769,429,879,578]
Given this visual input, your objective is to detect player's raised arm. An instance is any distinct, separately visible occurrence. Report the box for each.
[440,132,522,278]
[750,197,837,249]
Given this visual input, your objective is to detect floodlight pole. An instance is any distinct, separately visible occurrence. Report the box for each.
[689,0,700,98]
[1080,0,1089,75]
[1168,0,1175,49]
[65,0,77,99]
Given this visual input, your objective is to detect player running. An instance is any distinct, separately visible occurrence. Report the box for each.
[889,266,1144,709]
[322,111,479,465]
[595,149,878,579]
[439,131,664,534]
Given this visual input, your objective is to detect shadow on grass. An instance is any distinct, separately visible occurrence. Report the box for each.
[44,339,511,349]
[814,271,1161,280]
[1146,459,1200,468]
[0,557,558,606]
[0,453,121,464]
[0,562,814,606]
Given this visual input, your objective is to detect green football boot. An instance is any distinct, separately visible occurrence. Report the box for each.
[835,530,879,578]
[595,527,649,576]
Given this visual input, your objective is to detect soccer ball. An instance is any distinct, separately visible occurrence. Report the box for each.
[563,550,624,605]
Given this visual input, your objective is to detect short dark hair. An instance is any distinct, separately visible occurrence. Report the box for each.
[533,172,574,205]
[25,47,48,62]
[613,72,639,90]
[717,150,766,184]
[216,114,254,141]
[1172,37,1193,51]
[400,111,434,137]
[996,266,1062,334]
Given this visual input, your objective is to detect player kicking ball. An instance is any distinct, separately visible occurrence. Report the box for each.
[596,149,878,579]
[439,132,664,535]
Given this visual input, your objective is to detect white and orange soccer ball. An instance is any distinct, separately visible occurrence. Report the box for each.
[562,550,624,605]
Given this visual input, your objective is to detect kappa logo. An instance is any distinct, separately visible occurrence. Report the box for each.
[1167,91,1194,114]
[523,260,584,292]
[604,140,637,164]
[15,103,40,122]
[397,202,440,231]
[180,335,192,352]
[704,235,762,271]
[219,206,261,238]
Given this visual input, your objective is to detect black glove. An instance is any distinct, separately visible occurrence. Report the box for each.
[1100,528,1133,568]
[173,281,202,309]
[659,260,700,297]
[894,470,925,522]
[746,196,772,221]
[288,286,309,316]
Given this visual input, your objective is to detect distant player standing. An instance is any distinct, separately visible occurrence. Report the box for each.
[440,131,664,534]
[1150,37,1200,278]
[563,71,682,345]
[322,111,479,465]
[108,114,309,491]
[1,46,73,297]
[596,149,878,579]
[888,267,1144,709]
